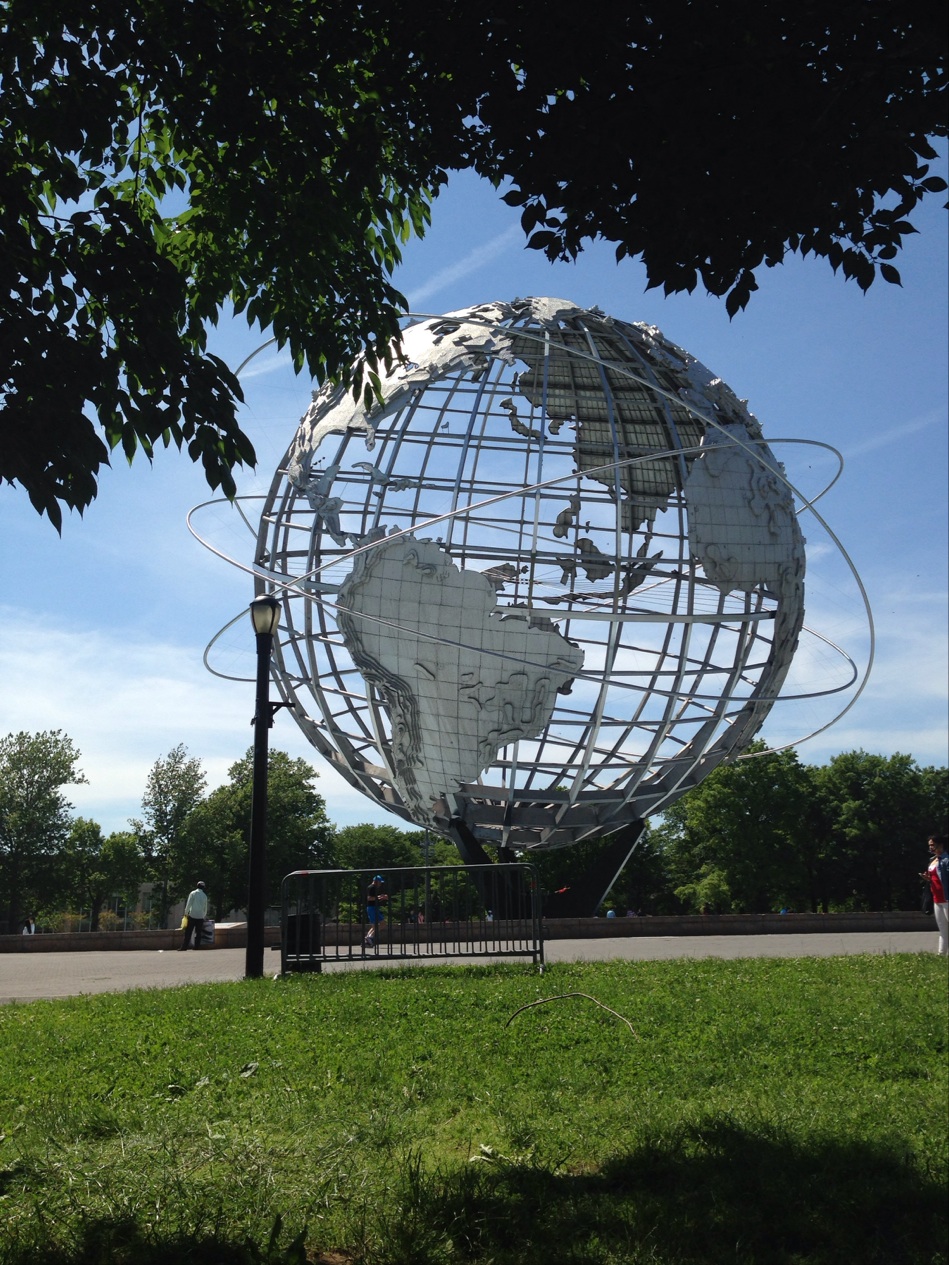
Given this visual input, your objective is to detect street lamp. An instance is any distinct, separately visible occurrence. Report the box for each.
[246,593,281,979]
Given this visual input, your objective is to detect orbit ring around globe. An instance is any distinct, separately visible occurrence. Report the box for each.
[189,298,873,853]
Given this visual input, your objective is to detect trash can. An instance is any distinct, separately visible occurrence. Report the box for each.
[283,912,322,972]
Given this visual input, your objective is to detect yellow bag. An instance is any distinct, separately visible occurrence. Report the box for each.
[180,916,188,930]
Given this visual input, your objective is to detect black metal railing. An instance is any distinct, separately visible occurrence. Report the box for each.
[280,865,544,973]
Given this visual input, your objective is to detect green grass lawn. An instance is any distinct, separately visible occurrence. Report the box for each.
[0,955,946,1265]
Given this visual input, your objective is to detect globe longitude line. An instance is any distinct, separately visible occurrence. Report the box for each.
[191,302,871,846]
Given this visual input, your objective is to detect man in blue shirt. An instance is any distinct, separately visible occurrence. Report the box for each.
[178,881,209,951]
[364,875,387,948]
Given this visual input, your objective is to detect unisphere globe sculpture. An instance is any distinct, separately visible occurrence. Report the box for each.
[251,298,809,867]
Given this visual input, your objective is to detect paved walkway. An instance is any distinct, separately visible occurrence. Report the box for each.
[0,932,938,1003]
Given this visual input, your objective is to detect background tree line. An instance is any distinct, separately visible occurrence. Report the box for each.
[0,733,335,932]
[1,731,946,932]
[549,744,948,918]
[0,732,447,932]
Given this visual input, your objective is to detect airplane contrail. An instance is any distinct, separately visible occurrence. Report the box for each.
[405,224,522,309]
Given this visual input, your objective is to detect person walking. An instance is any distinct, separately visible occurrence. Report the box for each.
[178,881,209,951]
[921,836,949,956]
[364,874,387,948]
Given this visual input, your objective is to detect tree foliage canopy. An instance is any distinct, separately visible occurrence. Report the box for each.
[58,818,144,929]
[133,743,206,861]
[1,0,945,525]
[178,748,332,916]
[334,822,422,875]
[654,746,948,913]
[0,729,86,929]
[1,726,946,923]
[131,742,206,924]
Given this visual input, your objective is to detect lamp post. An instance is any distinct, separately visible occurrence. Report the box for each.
[246,594,281,979]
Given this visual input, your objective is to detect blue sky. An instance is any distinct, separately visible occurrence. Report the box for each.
[1,165,946,835]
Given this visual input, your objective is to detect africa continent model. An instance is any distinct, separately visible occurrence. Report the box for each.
[254,298,806,856]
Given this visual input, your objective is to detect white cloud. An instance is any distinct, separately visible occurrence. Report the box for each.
[0,615,394,835]
[859,604,948,708]
[763,590,948,765]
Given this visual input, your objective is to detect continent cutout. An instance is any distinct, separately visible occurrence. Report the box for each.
[685,421,805,597]
[337,536,584,824]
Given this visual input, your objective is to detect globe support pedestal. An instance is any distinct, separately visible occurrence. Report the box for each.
[447,817,523,919]
[541,821,647,918]
[448,815,646,918]
[447,817,494,869]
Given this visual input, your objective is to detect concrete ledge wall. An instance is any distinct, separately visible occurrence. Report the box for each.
[0,924,276,953]
[1,911,932,953]
[543,911,933,938]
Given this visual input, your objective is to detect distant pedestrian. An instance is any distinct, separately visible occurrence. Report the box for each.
[178,882,209,951]
[364,875,387,947]
[22,914,35,935]
[920,836,949,956]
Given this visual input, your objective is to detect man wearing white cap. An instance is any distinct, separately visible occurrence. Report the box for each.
[179,881,209,951]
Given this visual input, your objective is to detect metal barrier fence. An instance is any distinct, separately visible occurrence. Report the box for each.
[280,865,544,973]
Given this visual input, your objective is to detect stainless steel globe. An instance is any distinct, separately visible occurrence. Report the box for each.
[251,298,807,863]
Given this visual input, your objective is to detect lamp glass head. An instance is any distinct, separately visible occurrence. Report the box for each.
[249,595,280,637]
